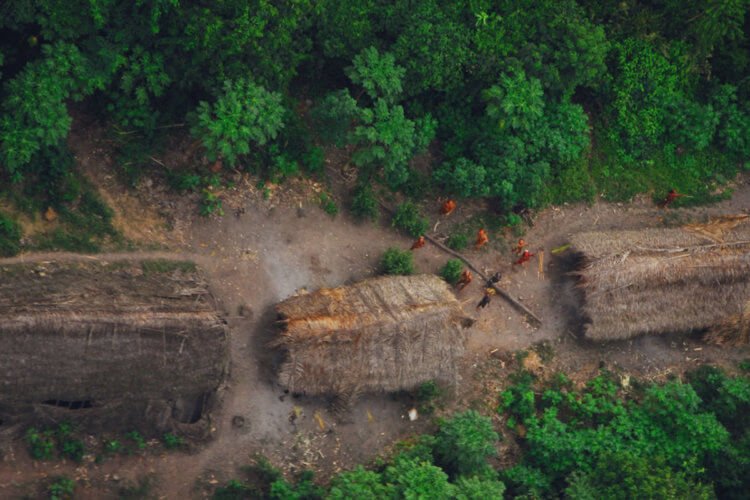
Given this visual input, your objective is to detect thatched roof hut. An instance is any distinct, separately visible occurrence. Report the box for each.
[572,216,750,342]
[0,259,229,435]
[274,275,472,399]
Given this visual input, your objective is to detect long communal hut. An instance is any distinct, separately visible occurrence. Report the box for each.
[571,216,750,343]
[274,274,472,404]
[0,259,229,435]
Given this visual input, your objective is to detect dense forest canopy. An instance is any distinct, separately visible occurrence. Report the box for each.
[0,0,748,222]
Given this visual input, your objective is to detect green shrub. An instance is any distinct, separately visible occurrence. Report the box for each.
[392,201,429,237]
[319,192,339,216]
[0,211,22,257]
[26,428,55,460]
[350,185,379,221]
[190,78,285,166]
[47,476,75,500]
[434,410,499,476]
[384,456,455,499]
[213,479,252,500]
[328,466,393,499]
[440,259,463,285]
[380,247,414,275]
[161,433,184,450]
[446,233,468,251]
[125,430,147,451]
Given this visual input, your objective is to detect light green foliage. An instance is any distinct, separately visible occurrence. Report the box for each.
[390,1,470,95]
[191,78,285,166]
[0,42,103,179]
[380,247,414,275]
[483,72,545,133]
[434,410,499,476]
[564,452,714,500]
[610,38,684,152]
[327,466,394,499]
[161,433,184,449]
[346,47,405,104]
[391,202,429,238]
[26,428,56,460]
[352,100,434,190]
[453,474,506,500]
[350,185,379,221]
[0,212,22,257]
[47,476,76,500]
[384,456,455,500]
[439,259,463,286]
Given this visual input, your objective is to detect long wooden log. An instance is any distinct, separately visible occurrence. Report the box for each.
[422,233,543,326]
[379,200,542,325]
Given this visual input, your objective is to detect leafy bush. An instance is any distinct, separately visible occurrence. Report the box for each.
[384,456,455,500]
[391,201,428,238]
[161,433,184,450]
[434,410,499,476]
[380,247,414,275]
[0,211,22,257]
[446,233,469,251]
[191,78,285,166]
[26,428,55,460]
[350,185,379,221]
[328,466,393,500]
[47,476,75,500]
[440,259,463,285]
[319,193,338,216]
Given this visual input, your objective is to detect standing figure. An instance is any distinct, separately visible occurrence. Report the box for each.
[487,272,502,286]
[660,188,685,208]
[475,229,489,249]
[410,235,426,250]
[515,249,535,266]
[456,269,473,290]
[441,199,457,216]
[513,238,527,255]
[476,288,496,310]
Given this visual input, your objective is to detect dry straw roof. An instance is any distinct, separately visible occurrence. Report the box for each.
[275,274,471,397]
[572,216,750,342]
[0,259,228,431]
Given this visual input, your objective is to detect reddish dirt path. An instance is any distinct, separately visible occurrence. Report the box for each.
[1,119,749,497]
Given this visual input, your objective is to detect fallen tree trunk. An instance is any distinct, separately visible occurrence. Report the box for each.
[379,201,542,325]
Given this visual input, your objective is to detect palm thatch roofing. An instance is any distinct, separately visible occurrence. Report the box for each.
[0,259,229,434]
[571,216,750,342]
[274,274,472,398]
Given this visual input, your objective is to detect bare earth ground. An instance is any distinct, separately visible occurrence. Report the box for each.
[1,120,749,498]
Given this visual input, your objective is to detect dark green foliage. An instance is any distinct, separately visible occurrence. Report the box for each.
[350,184,379,221]
[380,247,414,276]
[0,211,22,257]
[439,259,463,286]
[497,366,750,498]
[446,233,469,251]
[47,476,75,500]
[391,202,428,238]
[269,470,324,500]
[434,410,499,477]
[125,430,147,451]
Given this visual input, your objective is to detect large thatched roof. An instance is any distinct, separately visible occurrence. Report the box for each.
[0,259,229,433]
[275,274,471,398]
[572,216,750,342]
